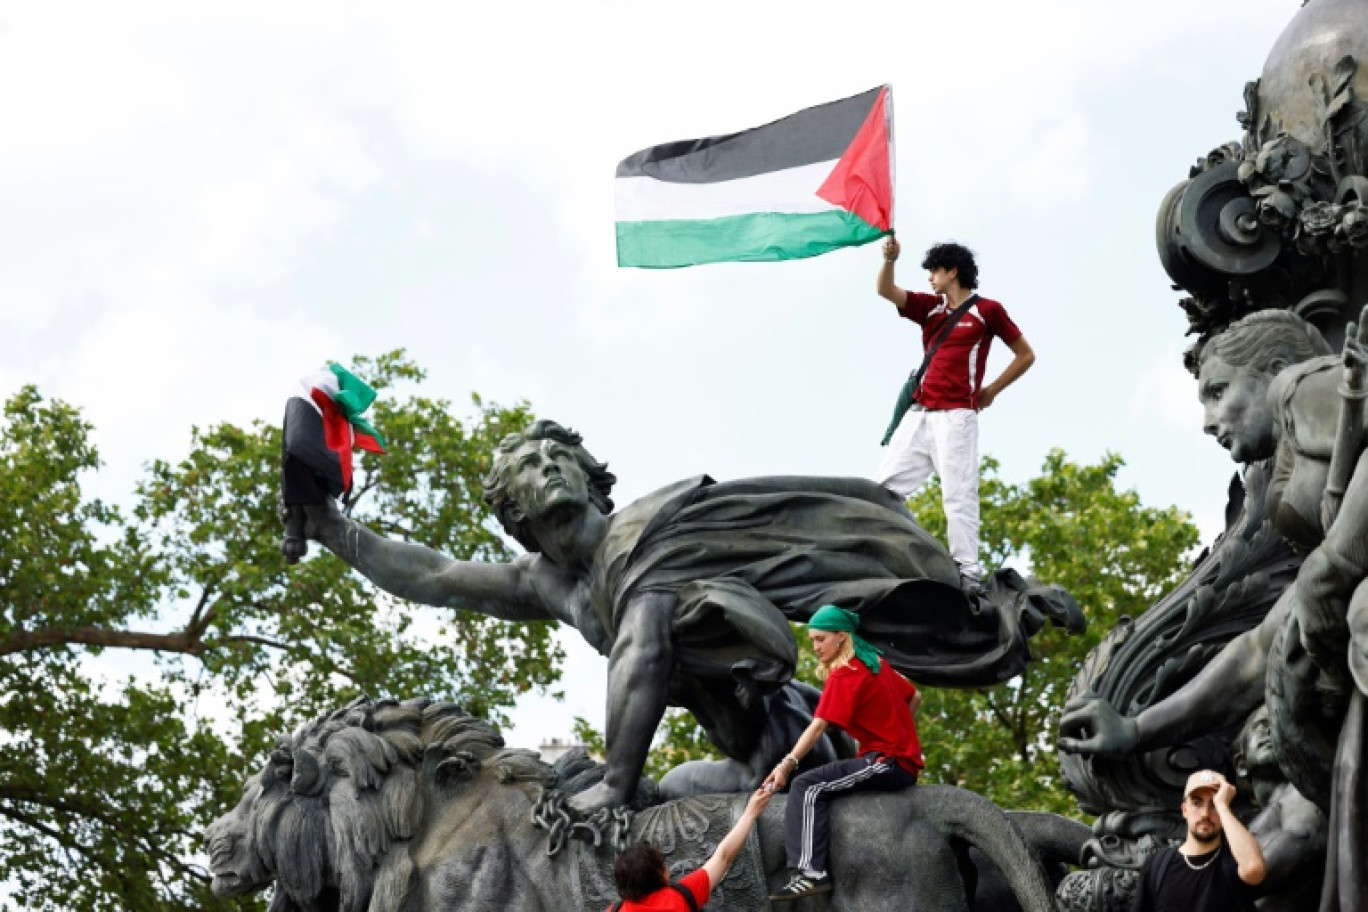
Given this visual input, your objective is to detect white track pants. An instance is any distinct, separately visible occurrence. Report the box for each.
[875,407,982,581]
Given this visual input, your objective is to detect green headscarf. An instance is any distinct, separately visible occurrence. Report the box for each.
[809,604,882,674]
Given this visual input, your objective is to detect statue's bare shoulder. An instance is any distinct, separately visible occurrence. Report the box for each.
[518,553,609,652]
[1269,354,1340,458]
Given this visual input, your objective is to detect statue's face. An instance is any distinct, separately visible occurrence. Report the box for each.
[205,777,270,897]
[502,438,591,523]
[1237,708,1275,772]
[1198,355,1276,463]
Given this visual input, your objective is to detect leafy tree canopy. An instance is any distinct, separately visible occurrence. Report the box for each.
[0,352,561,910]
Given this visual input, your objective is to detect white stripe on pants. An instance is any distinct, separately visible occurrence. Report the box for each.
[783,757,917,873]
[875,406,982,580]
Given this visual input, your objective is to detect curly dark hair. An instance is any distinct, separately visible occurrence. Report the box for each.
[614,841,668,902]
[481,419,616,553]
[921,242,979,290]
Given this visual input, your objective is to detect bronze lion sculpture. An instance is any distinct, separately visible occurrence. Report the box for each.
[206,696,1082,911]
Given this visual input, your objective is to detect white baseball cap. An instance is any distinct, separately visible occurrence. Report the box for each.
[1184,769,1223,798]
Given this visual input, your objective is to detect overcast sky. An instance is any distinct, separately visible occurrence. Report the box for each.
[0,0,1301,749]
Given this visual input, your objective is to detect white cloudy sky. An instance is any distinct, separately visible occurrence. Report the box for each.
[0,0,1299,749]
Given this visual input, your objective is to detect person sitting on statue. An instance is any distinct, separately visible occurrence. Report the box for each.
[301,419,1079,815]
[762,606,923,902]
[1130,770,1266,912]
[608,787,772,912]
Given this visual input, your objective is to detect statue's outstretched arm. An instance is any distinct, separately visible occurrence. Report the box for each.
[305,502,548,622]
[1060,597,1282,754]
[1133,614,1273,745]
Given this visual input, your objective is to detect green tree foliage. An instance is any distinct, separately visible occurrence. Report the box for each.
[634,451,1197,816]
[905,451,1197,813]
[0,352,562,911]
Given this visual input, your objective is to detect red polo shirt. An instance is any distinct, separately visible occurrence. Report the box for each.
[898,292,1022,410]
[815,658,924,769]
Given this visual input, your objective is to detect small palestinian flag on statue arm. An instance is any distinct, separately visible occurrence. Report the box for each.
[615,85,894,268]
[279,363,387,563]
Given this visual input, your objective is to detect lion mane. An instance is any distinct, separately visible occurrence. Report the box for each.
[210,696,553,912]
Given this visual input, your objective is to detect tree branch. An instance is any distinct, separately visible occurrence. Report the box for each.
[209,634,289,651]
[986,693,1015,733]
[0,583,253,658]
[1,791,200,874]
[0,625,209,658]
[348,475,379,511]
[186,583,216,636]
[0,803,86,850]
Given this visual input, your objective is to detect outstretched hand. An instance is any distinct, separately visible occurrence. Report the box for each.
[1058,693,1140,755]
[882,236,900,262]
[278,495,342,536]
[278,496,343,562]
[300,498,345,541]
[745,787,775,817]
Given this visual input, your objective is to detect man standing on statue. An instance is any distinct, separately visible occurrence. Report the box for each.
[1130,770,1265,912]
[875,237,1036,593]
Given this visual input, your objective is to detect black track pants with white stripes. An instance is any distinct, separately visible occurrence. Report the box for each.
[783,756,919,873]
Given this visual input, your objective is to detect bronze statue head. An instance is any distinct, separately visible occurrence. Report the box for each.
[1232,704,1277,784]
[1191,310,1330,462]
[483,420,616,552]
[1190,310,1330,380]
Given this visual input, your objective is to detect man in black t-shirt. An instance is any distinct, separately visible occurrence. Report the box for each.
[1131,770,1267,912]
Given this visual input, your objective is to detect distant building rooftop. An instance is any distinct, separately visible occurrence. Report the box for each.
[537,737,591,765]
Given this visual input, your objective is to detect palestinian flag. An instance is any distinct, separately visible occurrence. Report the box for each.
[281,364,387,506]
[615,85,894,269]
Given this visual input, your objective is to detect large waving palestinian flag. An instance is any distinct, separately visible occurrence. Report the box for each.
[616,85,893,269]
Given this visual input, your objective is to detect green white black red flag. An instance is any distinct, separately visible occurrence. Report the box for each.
[616,85,894,268]
[281,363,386,507]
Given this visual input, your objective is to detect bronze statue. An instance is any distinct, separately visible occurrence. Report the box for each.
[302,419,1080,813]
[1060,310,1367,904]
[1059,2,1368,905]
[1230,705,1326,912]
[206,696,1077,912]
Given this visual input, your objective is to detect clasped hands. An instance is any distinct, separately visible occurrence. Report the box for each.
[763,754,799,792]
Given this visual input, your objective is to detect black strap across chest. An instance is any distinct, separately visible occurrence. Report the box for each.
[908,294,979,394]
